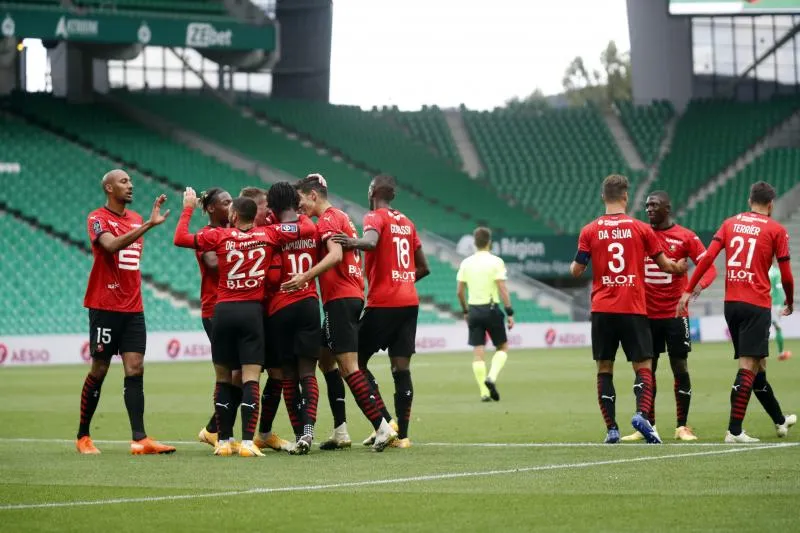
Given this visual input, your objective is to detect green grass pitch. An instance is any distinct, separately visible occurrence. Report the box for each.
[1,340,798,532]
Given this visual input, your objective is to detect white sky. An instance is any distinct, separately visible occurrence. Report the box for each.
[22,0,631,109]
[329,0,630,110]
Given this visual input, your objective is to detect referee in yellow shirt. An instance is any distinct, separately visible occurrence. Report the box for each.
[456,227,513,402]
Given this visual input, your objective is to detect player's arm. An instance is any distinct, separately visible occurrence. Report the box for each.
[414,243,430,282]
[776,228,794,315]
[331,229,378,251]
[201,251,218,270]
[457,281,468,319]
[677,236,724,315]
[654,252,688,274]
[96,194,170,254]
[280,239,343,292]
[689,237,717,296]
[570,226,590,277]
[173,188,200,249]
[496,279,514,330]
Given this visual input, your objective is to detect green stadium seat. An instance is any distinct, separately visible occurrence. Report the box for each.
[615,100,674,165]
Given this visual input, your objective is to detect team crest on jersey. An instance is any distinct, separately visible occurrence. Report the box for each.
[92,220,102,235]
[280,224,298,232]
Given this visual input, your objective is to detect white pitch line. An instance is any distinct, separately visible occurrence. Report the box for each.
[0,437,796,448]
[0,442,795,511]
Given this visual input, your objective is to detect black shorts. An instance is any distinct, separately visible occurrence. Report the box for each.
[262,314,279,369]
[202,317,213,341]
[591,312,653,363]
[269,297,321,365]
[359,306,418,360]
[88,309,146,361]
[211,301,264,369]
[724,301,771,359]
[322,298,364,354]
[649,317,691,358]
[467,304,507,347]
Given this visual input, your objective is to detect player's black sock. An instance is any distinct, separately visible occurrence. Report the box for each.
[77,373,104,438]
[596,372,617,430]
[300,375,319,439]
[282,378,304,438]
[231,385,242,427]
[392,370,413,439]
[205,413,217,433]
[123,375,147,441]
[728,369,755,435]
[674,372,692,428]
[633,368,654,421]
[366,367,393,421]
[650,379,657,426]
[753,371,785,425]
[240,380,260,441]
[324,369,347,428]
[258,377,283,434]
[214,382,236,441]
[344,370,384,430]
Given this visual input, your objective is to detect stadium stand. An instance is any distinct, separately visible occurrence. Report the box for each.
[244,98,551,234]
[1,96,560,323]
[112,91,477,237]
[372,105,462,166]
[0,111,201,301]
[650,97,800,212]
[682,147,800,232]
[615,100,674,166]
[0,211,198,335]
[462,104,642,233]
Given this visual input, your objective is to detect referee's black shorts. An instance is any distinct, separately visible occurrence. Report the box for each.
[467,304,507,347]
[724,301,771,359]
[211,301,264,369]
[591,312,653,363]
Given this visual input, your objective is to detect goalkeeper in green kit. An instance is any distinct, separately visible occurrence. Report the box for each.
[770,264,792,360]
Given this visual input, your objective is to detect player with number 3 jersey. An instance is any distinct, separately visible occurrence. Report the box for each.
[571,175,687,445]
[77,169,176,456]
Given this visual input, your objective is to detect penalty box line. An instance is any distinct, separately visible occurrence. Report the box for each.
[0,442,796,511]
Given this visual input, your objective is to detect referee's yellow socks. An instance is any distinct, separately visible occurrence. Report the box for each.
[472,360,490,397]
[488,351,508,382]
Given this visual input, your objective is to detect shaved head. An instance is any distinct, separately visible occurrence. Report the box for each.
[102,169,134,205]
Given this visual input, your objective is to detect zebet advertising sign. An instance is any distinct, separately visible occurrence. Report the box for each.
[456,234,576,278]
[0,7,276,50]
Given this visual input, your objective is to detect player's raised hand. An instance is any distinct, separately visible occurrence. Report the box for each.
[783,303,793,316]
[149,194,170,226]
[331,232,356,249]
[183,187,198,209]
[676,292,692,316]
[280,273,309,292]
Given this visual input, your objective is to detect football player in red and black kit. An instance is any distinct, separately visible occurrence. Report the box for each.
[262,181,331,455]
[679,181,796,442]
[288,174,398,451]
[76,169,176,455]
[190,188,242,448]
[571,175,687,444]
[621,191,717,442]
[333,174,430,449]
[239,187,291,453]
[175,189,276,457]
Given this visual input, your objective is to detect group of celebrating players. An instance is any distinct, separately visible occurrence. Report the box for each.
[571,175,795,444]
[76,170,428,456]
[73,166,795,456]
